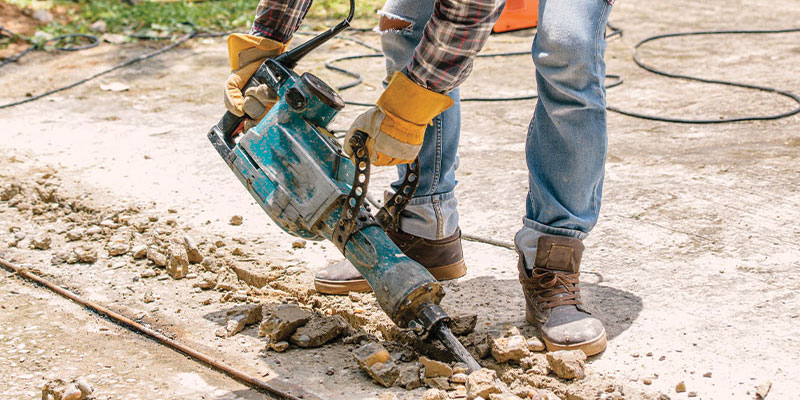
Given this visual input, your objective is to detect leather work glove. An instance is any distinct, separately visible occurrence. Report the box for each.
[345,72,454,166]
[224,34,288,133]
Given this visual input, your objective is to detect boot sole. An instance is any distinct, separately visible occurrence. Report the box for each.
[314,259,467,295]
[526,309,608,357]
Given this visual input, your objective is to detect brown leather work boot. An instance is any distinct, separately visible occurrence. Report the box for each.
[518,235,607,356]
[314,228,467,295]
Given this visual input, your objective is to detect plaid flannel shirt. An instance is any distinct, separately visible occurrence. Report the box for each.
[251,0,505,93]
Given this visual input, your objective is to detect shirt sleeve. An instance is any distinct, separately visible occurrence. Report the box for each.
[406,0,505,93]
[251,0,313,44]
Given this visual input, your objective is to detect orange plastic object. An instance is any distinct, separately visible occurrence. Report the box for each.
[493,0,539,33]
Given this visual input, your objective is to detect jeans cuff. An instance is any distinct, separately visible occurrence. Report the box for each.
[515,217,588,269]
[397,191,458,240]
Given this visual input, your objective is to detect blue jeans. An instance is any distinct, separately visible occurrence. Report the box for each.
[379,0,611,267]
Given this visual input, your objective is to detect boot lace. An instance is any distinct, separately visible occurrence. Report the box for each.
[531,268,582,310]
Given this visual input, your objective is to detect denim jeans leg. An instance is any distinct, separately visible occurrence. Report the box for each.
[379,0,461,240]
[515,0,612,267]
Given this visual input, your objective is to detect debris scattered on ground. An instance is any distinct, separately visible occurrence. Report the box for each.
[291,239,306,249]
[259,303,312,342]
[466,368,504,400]
[675,381,687,393]
[354,342,398,387]
[166,241,189,279]
[230,215,243,226]
[491,327,530,363]
[290,314,349,347]
[41,377,93,400]
[420,356,453,378]
[31,234,51,250]
[546,350,586,380]
[396,362,423,390]
[450,314,478,336]
[217,304,263,338]
[422,388,448,400]
[269,341,290,352]
[526,336,545,352]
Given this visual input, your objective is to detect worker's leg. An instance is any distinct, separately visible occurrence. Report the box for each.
[515,0,612,356]
[515,0,612,264]
[380,0,461,241]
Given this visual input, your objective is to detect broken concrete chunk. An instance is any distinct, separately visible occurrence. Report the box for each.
[147,245,167,267]
[290,314,348,347]
[41,377,92,400]
[450,314,478,336]
[675,381,686,393]
[423,377,450,390]
[546,350,586,380]
[230,215,243,226]
[466,368,504,400]
[131,244,147,259]
[221,304,263,337]
[166,242,189,279]
[66,227,84,241]
[140,269,157,278]
[450,373,468,384]
[193,272,216,290]
[183,235,203,264]
[0,183,21,201]
[423,388,448,400]
[107,230,131,256]
[269,341,289,352]
[420,356,453,378]
[521,353,550,375]
[353,342,398,386]
[491,333,530,363]
[526,336,545,352]
[31,234,52,250]
[258,303,312,341]
[72,247,98,264]
[396,362,423,390]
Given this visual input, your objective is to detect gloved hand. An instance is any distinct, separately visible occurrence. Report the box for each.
[224,34,288,133]
[345,72,454,166]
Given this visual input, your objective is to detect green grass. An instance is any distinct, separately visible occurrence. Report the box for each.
[6,0,381,38]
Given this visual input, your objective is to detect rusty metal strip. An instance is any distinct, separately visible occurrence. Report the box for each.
[0,257,324,400]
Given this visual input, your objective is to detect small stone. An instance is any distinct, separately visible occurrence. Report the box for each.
[450,373,468,384]
[756,381,771,399]
[75,377,93,397]
[354,342,397,387]
[326,366,335,375]
[420,356,453,378]
[546,350,586,380]
[688,392,697,398]
[214,239,226,247]
[521,353,549,375]
[31,235,51,250]
[131,244,147,259]
[231,247,245,256]
[423,388,448,400]
[230,215,243,226]
[703,372,712,378]
[349,292,362,302]
[290,314,348,347]
[291,239,306,249]
[222,304,263,337]
[147,246,167,267]
[424,377,450,390]
[73,247,98,264]
[166,242,189,279]
[258,303,312,341]
[643,378,652,385]
[107,230,131,256]
[488,394,523,400]
[193,272,216,290]
[450,314,478,336]
[531,390,560,400]
[397,362,423,390]
[466,368,503,400]
[526,336,545,352]
[675,381,686,393]
[140,269,157,278]
[183,235,203,264]
[378,393,399,400]
[85,226,103,235]
[269,341,289,352]
[185,272,197,279]
[491,334,530,363]
[66,228,84,241]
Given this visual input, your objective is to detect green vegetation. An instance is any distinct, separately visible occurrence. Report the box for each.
[7,0,381,37]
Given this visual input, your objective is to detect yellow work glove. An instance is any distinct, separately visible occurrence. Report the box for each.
[345,72,454,166]
[223,34,288,133]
